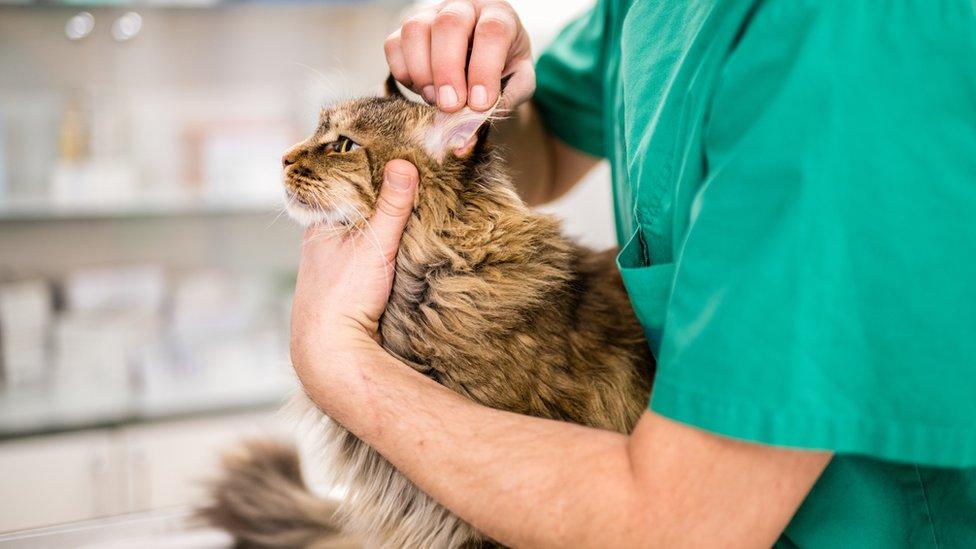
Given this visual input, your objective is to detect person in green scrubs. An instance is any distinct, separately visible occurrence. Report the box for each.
[533,1,976,545]
[288,1,976,546]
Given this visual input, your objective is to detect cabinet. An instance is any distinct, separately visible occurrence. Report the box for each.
[120,413,284,513]
[0,431,122,532]
[0,410,285,533]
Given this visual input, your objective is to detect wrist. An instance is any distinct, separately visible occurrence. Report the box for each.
[295,344,412,443]
[290,321,395,405]
[291,308,375,355]
[290,319,374,370]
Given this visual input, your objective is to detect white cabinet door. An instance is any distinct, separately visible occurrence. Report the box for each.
[0,430,124,532]
[0,410,287,533]
[120,411,284,512]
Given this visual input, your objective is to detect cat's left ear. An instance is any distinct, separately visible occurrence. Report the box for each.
[384,73,406,99]
[423,106,496,161]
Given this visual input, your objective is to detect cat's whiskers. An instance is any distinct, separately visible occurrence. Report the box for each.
[292,61,331,89]
[308,186,346,224]
[302,187,357,242]
[292,62,350,112]
[265,207,288,230]
[301,226,342,247]
[327,173,393,286]
[266,192,296,231]
[300,194,352,244]
[299,186,389,282]
[351,207,393,286]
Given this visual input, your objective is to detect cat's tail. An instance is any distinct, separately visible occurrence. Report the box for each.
[199,439,358,549]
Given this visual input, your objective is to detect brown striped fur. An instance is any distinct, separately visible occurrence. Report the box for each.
[202,78,653,548]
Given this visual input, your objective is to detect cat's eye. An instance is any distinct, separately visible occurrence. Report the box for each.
[328,135,360,154]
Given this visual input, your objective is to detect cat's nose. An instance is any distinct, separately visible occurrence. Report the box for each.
[281,152,297,168]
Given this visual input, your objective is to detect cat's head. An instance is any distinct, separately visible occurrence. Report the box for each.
[281,75,498,227]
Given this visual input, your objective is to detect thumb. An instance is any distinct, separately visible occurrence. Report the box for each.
[499,59,536,112]
[370,159,418,259]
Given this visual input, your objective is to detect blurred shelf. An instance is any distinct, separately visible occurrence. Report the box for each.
[0,196,284,222]
[0,372,295,439]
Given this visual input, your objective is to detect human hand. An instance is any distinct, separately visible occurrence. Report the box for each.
[384,0,534,112]
[289,160,419,377]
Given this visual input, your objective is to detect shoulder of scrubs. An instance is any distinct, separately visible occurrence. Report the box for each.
[651,0,976,468]
[531,0,612,158]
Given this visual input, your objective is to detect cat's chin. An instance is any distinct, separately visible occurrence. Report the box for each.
[285,200,351,228]
[282,187,354,227]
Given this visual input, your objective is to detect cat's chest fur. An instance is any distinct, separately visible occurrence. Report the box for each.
[382,207,568,370]
[376,184,652,430]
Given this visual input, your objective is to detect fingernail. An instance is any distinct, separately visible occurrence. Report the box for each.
[422,85,436,104]
[385,168,413,192]
[469,85,488,108]
[438,85,458,108]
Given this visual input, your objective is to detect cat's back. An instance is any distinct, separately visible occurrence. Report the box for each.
[553,244,654,431]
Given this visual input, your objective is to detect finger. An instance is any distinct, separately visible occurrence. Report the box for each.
[400,11,436,103]
[498,57,535,112]
[370,160,419,261]
[430,1,476,112]
[466,3,518,111]
[384,31,412,89]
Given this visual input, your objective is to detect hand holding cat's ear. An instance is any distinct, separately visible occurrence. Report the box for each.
[385,0,533,112]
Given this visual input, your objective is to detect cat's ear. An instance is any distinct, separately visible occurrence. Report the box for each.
[423,106,496,161]
[384,74,406,99]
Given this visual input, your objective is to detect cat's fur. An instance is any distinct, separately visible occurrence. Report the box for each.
[202,77,653,548]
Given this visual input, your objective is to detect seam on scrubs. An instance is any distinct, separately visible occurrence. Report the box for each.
[913,465,940,548]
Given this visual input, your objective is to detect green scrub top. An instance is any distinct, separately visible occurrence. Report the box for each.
[532,1,976,546]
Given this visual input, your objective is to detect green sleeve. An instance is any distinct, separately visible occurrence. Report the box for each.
[532,2,610,158]
[651,1,976,467]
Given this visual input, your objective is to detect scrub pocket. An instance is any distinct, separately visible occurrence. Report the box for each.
[616,226,675,355]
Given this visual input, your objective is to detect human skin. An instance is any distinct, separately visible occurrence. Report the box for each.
[386,0,598,206]
[290,2,833,546]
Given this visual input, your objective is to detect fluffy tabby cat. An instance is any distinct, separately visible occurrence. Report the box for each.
[202,76,653,548]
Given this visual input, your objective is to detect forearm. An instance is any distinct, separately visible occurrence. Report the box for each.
[493,102,554,206]
[494,102,600,207]
[298,345,649,548]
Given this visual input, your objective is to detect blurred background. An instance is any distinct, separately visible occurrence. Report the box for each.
[0,0,610,545]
